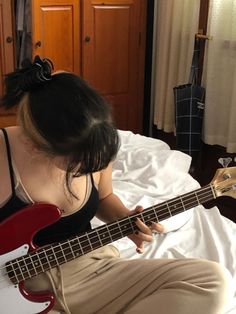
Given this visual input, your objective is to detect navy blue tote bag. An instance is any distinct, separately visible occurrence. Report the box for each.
[173,40,205,165]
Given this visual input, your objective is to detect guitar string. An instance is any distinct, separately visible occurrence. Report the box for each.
[0,186,214,279]
[1,192,214,284]
[0,186,215,282]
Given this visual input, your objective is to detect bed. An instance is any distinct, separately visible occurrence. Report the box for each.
[92,130,236,314]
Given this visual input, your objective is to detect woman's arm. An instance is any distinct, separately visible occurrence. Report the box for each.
[96,163,164,253]
[96,162,130,223]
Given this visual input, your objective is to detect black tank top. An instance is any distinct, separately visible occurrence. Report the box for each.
[0,128,99,246]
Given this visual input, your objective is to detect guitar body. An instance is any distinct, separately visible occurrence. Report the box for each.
[0,203,61,314]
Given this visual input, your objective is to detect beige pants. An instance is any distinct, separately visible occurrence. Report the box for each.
[25,245,232,314]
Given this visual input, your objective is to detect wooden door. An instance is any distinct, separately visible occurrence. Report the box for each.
[32,0,81,74]
[82,0,147,133]
[0,0,16,127]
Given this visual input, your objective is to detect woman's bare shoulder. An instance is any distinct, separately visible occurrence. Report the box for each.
[92,162,113,186]
[0,129,12,202]
[0,129,7,165]
[0,126,25,202]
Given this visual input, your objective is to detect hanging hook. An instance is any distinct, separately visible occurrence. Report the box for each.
[195,33,213,41]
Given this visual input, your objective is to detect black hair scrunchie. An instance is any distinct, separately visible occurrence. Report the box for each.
[19,55,54,91]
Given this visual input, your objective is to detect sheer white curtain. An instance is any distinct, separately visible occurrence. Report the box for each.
[151,0,200,133]
[202,0,236,152]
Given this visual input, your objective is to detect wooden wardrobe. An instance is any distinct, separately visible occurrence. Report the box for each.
[0,0,147,133]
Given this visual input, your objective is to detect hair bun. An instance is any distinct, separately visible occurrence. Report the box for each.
[19,55,54,91]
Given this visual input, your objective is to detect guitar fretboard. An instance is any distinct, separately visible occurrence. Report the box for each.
[6,184,216,284]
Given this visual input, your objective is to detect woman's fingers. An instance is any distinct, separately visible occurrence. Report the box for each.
[130,205,165,253]
[134,218,153,242]
[151,221,165,233]
[134,217,164,237]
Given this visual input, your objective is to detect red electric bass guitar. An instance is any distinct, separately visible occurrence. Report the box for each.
[0,167,236,313]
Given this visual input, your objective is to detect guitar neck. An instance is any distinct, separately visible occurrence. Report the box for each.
[7,184,216,284]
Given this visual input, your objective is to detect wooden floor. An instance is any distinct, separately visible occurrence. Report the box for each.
[152,127,236,223]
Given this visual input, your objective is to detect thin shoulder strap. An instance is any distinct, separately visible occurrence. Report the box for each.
[1,128,16,195]
[90,173,95,187]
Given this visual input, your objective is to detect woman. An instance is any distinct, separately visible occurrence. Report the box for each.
[0,56,232,314]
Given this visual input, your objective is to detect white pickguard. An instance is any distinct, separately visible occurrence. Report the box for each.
[0,245,51,314]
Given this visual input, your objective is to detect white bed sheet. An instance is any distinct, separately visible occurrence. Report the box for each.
[91,130,236,314]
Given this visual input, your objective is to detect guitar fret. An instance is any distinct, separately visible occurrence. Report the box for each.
[117,221,124,238]
[91,232,101,250]
[86,233,93,249]
[158,204,170,220]
[70,238,82,258]
[78,234,93,255]
[43,249,53,269]
[50,247,60,266]
[37,250,50,272]
[153,207,160,222]
[60,242,74,261]
[194,191,201,205]
[17,256,31,279]
[128,216,135,233]
[98,227,111,246]
[34,251,45,272]
[96,229,103,247]
[119,219,132,236]
[166,202,172,217]
[15,259,25,281]
[76,237,84,256]
[28,253,43,274]
[119,220,128,234]
[179,196,185,211]
[210,184,217,199]
[143,211,155,223]
[66,240,76,259]
[6,262,18,284]
[106,225,113,242]
[59,243,67,262]
[78,237,85,255]
[169,198,185,215]
[109,223,123,241]
[183,193,198,210]
[86,232,98,251]
[140,212,145,222]
[73,236,84,256]
[28,255,38,276]
[54,244,67,264]
[197,185,214,203]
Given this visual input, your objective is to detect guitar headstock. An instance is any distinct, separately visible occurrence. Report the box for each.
[211,167,236,198]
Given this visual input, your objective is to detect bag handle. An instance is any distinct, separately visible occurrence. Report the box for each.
[189,39,200,85]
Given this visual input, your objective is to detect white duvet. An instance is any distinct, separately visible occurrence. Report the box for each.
[91,130,236,314]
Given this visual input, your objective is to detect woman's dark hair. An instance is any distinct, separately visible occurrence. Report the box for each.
[0,56,120,197]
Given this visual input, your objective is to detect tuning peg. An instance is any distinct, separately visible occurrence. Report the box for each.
[223,173,231,180]
[218,157,232,168]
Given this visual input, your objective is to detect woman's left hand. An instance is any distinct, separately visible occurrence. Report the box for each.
[128,205,164,254]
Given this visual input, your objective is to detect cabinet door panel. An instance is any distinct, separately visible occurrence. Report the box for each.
[0,0,16,127]
[32,0,81,74]
[82,0,146,133]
